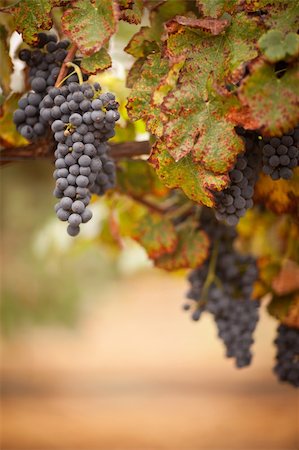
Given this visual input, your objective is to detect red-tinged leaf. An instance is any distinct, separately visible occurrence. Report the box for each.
[196,0,238,18]
[117,159,168,198]
[62,0,119,56]
[126,52,170,123]
[154,221,209,271]
[264,2,299,34]
[149,140,228,207]
[272,260,299,296]
[238,59,299,135]
[132,213,178,259]
[125,26,158,58]
[119,0,143,24]
[126,57,146,88]
[166,15,230,36]
[254,169,299,216]
[9,0,53,45]
[81,48,112,74]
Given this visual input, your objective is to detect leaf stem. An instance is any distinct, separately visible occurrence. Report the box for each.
[55,43,78,87]
[66,62,83,85]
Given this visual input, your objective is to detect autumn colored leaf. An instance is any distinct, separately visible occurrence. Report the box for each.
[117,160,168,198]
[264,1,299,34]
[132,213,178,259]
[9,0,53,45]
[119,0,143,24]
[81,48,112,74]
[62,0,119,56]
[268,294,299,326]
[0,94,28,147]
[0,25,12,97]
[126,58,146,88]
[149,141,228,207]
[166,15,230,35]
[254,170,299,215]
[196,0,238,18]
[258,30,299,63]
[155,221,209,271]
[125,26,159,58]
[238,59,299,135]
[272,260,299,296]
[281,295,299,329]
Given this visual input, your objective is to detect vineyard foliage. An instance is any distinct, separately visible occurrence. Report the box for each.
[0,0,299,380]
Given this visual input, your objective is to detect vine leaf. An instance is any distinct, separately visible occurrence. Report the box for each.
[154,221,209,271]
[132,213,178,259]
[118,0,143,24]
[81,48,112,74]
[166,15,230,35]
[0,94,28,147]
[0,25,12,97]
[258,30,299,63]
[264,2,299,34]
[272,260,299,296]
[117,160,168,198]
[196,0,238,18]
[254,170,299,215]
[9,0,53,45]
[268,294,299,328]
[62,0,119,56]
[238,59,299,135]
[149,141,228,207]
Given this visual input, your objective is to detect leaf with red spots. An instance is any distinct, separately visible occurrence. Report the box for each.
[238,59,299,135]
[149,140,228,207]
[81,48,112,74]
[196,0,238,18]
[118,0,143,24]
[9,0,53,45]
[62,0,119,56]
[132,213,178,259]
[154,220,209,271]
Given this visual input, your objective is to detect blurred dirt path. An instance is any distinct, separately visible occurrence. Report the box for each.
[1,272,298,450]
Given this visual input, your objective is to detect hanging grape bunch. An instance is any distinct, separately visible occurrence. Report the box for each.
[13,33,119,236]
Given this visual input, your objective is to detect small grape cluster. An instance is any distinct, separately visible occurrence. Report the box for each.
[214,130,261,227]
[184,209,260,368]
[274,325,299,388]
[41,81,119,236]
[13,33,70,140]
[261,126,299,180]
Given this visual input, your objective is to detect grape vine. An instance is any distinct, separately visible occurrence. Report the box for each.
[1,0,298,387]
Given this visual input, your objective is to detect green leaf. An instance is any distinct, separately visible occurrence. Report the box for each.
[81,48,112,74]
[258,30,299,63]
[155,221,209,271]
[196,0,238,18]
[149,141,228,207]
[9,0,53,45]
[62,0,119,56]
[239,60,299,135]
[0,25,12,96]
[125,26,159,58]
[119,0,143,24]
[127,53,170,123]
[132,213,178,259]
[264,2,299,34]
[117,159,168,198]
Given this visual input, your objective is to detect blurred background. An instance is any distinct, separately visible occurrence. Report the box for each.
[1,160,298,450]
[0,19,298,450]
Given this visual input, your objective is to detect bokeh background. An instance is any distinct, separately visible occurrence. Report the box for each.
[1,19,298,450]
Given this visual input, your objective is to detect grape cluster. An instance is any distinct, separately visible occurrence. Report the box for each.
[13,33,70,140]
[184,209,260,368]
[261,127,299,180]
[274,325,299,387]
[40,81,119,236]
[214,130,261,227]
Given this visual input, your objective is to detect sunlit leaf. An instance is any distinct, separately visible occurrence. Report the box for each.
[81,48,112,74]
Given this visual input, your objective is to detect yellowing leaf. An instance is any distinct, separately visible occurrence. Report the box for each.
[149,141,228,206]
[62,0,119,56]
[254,169,299,215]
[155,221,209,271]
[0,94,28,147]
[81,48,112,74]
[119,0,143,24]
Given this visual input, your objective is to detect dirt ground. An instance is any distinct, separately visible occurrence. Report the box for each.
[1,271,298,450]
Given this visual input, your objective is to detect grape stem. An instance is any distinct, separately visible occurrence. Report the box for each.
[65,62,83,85]
[55,43,78,87]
